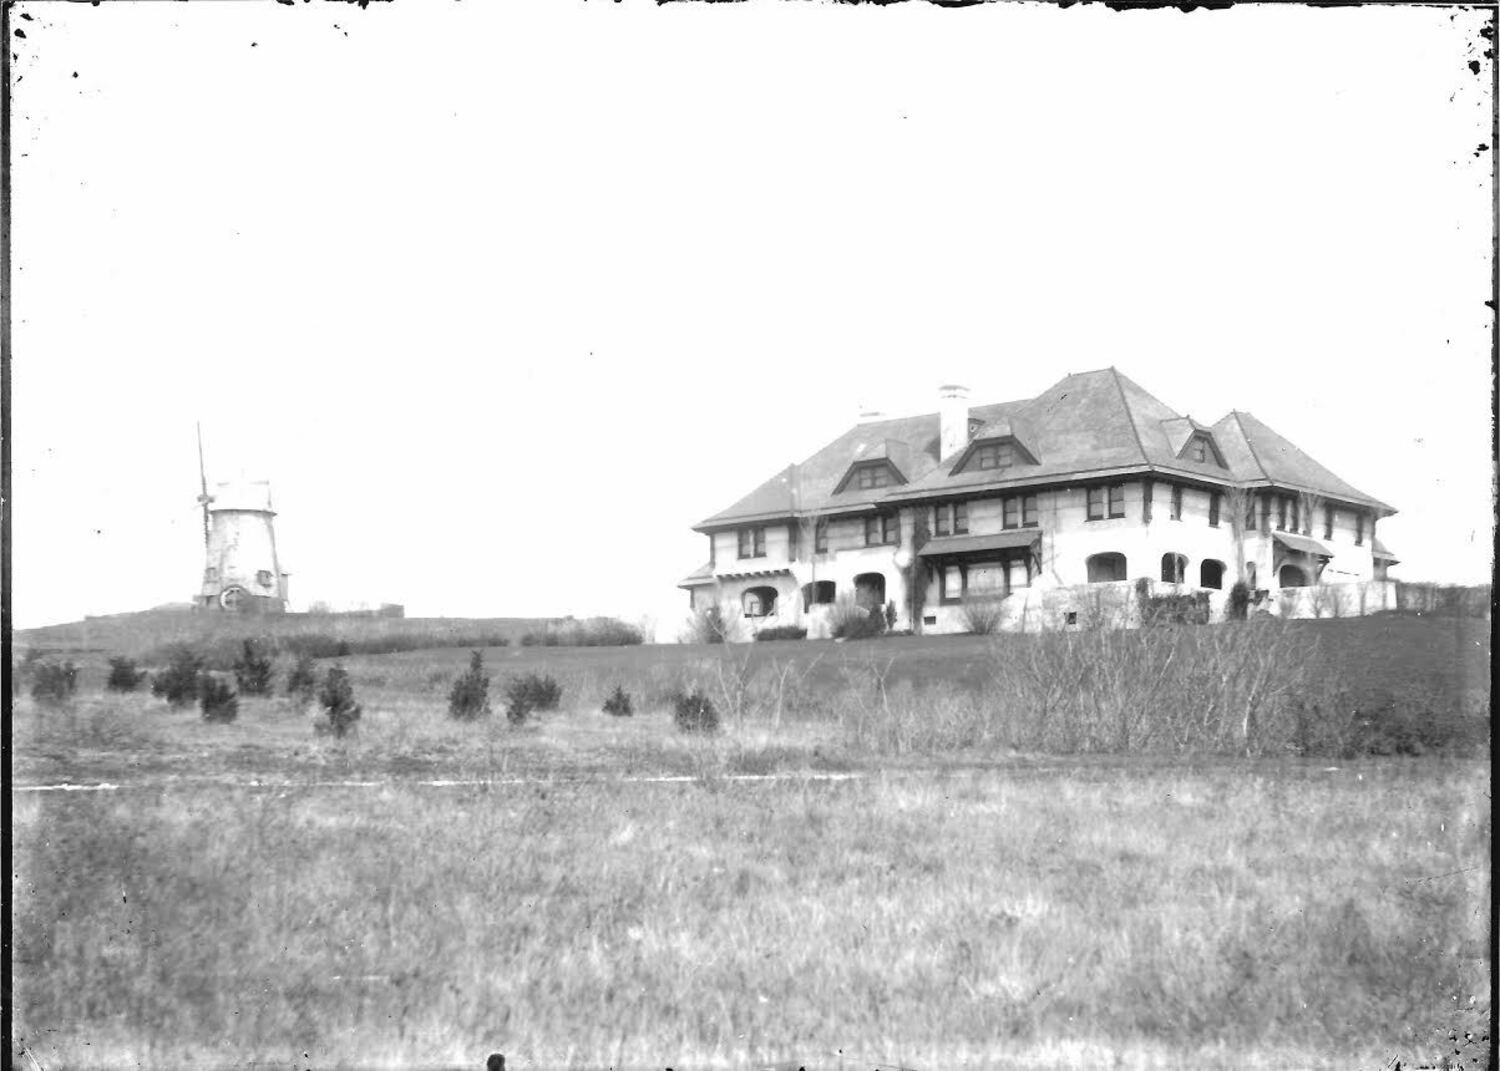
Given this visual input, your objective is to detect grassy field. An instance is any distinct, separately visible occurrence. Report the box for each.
[10,614,1493,1069]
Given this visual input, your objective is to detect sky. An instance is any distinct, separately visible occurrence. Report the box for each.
[8,1,1495,634]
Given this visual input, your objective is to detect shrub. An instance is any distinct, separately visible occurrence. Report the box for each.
[152,646,204,708]
[317,665,362,738]
[960,598,1003,636]
[30,659,79,705]
[197,673,238,723]
[448,650,492,721]
[232,640,275,696]
[830,594,885,640]
[520,617,643,647]
[504,672,562,724]
[285,654,318,701]
[672,688,719,733]
[105,656,146,693]
[884,600,898,631]
[681,604,732,645]
[754,625,807,642]
[1227,581,1251,622]
[602,684,634,717]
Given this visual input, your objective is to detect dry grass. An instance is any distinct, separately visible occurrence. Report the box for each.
[12,764,1490,1070]
[10,617,1492,1069]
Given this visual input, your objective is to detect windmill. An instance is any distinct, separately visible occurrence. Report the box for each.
[195,424,290,613]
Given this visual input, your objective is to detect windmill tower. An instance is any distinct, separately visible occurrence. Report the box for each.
[196,424,290,613]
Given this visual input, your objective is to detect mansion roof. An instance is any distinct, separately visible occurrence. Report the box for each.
[696,368,1393,530]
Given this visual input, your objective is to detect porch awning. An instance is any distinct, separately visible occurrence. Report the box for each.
[1273,532,1334,559]
[919,531,1040,557]
[1372,537,1399,563]
[714,568,794,581]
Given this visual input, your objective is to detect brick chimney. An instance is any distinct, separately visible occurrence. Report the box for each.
[939,384,971,460]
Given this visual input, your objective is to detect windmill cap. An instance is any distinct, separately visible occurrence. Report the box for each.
[208,480,275,512]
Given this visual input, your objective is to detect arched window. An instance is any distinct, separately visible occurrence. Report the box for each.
[1086,553,1127,583]
[1160,553,1188,584]
[1199,559,1225,590]
[854,572,886,609]
[801,580,836,610]
[742,586,778,617]
[1278,565,1309,589]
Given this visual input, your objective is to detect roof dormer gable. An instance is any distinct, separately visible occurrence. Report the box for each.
[949,435,1039,476]
[1178,431,1226,468]
[833,458,908,494]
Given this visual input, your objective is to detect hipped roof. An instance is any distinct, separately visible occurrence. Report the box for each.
[696,368,1393,530]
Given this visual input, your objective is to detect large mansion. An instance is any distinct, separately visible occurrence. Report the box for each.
[679,368,1398,636]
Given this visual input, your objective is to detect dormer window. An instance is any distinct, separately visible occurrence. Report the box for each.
[834,459,907,494]
[855,465,892,490]
[952,436,1038,476]
[1180,432,1225,468]
[974,442,1016,470]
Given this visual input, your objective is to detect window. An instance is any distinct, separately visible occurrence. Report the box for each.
[814,519,828,554]
[1323,507,1334,541]
[933,501,969,537]
[1189,438,1208,463]
[855,464,891,490]
[256,569,274,588]
[1087,484,1125,521]
[788,522,799,561]
[1354,512,1365,546]
[1170,485,1183,521]
[1289,497,1300,534]
[1161,553,1187,584]
[1261,495,1272,533]
[1208,492,1221,528]
[864,512,898,547]
[1276,497,1287,531]
[1245,493,1257,530]
[971,442,1015,470]
[941,565,964,603]
[737,526,766,559]
[1005,494,1038,528]
[1200,559,1225,589]
[1086,552,1128,583]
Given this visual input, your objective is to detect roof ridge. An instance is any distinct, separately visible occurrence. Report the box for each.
[1230,410,1271,482]
[1108,367,1152,466]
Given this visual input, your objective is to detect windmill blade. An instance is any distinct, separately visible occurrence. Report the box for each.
[196,422,212,548]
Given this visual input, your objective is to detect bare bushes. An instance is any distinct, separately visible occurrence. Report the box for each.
[829,594,885,640]
[521,617,644,647]
[960,598,1003,636]
[989,618,1331,754]
[680,604,734,645]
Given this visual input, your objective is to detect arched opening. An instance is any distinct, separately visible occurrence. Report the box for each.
[801,580,836,611]
[742,586,778,617]
[1200,559,1225,590]
[853,572,886,609]
[1086,553,1127,583]
[1160,553,1188,584]
[1278,565,1309,589]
